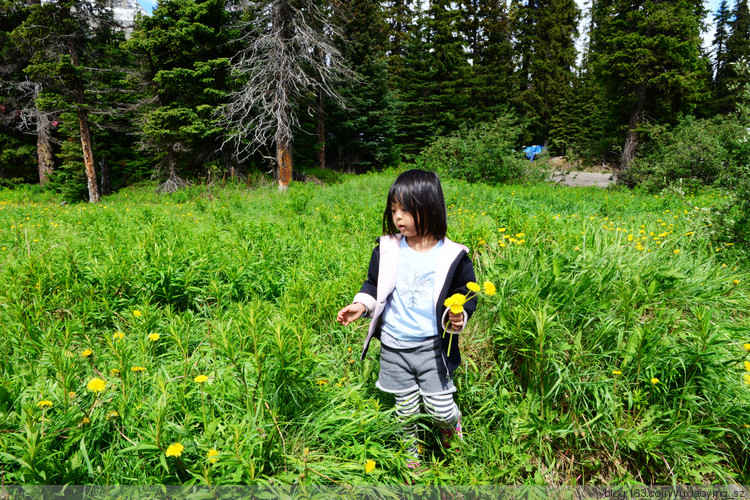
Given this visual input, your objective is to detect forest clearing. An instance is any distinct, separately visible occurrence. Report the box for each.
[0,171,748,486]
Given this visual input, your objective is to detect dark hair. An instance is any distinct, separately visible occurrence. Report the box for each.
[382,169,447,240]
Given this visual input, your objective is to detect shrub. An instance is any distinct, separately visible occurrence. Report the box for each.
[415,114,543,185]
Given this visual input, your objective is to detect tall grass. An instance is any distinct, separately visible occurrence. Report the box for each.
[0,175,747,485]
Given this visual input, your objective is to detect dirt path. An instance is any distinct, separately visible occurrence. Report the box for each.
[549,171,616,188]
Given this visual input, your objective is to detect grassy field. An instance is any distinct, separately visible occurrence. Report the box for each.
[0,171,748,486]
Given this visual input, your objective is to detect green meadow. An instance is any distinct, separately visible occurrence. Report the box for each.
[0,171,748,485]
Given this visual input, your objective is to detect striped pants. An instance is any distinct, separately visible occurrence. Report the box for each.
[394,389,460,456]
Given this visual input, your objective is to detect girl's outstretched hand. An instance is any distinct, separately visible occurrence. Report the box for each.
[337,303,366,326]
[448,310,464,331]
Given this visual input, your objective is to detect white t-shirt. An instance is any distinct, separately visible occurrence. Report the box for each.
[381,238,444,342]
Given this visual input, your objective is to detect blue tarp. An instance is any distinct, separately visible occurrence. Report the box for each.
[524,145,543,161]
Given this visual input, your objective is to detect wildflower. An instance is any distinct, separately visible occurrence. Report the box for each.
[612,370,622,376]
[111,368,120,377]
[133,310,142,318]
[82,349,93,358]
[208,448,219,463]
[148,333,160,342]
[744,343,750,351]
[316,379,328,386]
[107,410,119,419]
[734,280,741,285]
[68,391,77,399]
[86,378,106,392]
[194,375,208,384]
[38,400,53,408]
[467,282,481,293]
[444,293,467,314]
[131,366,146,373]
[483,281,497,296]
[651,377,659,385]
[744,374,750,386]
[673,249,680,254]
[113,331,124,341]
[365,459,376,473]
[745,361,750,372]
[165,443,184,457]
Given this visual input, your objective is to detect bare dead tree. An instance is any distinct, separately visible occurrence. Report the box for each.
[218,0,353,190]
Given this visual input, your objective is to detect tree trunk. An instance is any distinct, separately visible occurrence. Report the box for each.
[35,104,54,185]
[620,81,648,171]
[277,135,292,190]
[316,86,325,169]
[100,156,111,196]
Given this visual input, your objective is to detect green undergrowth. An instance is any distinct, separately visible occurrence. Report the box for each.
[0,173,748,485]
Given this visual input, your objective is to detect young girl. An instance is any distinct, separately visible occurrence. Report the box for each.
[336,169,477,465]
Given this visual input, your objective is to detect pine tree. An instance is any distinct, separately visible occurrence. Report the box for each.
[713,0,732,84]
[325,0,399,170]
[716,0,750,113]
[127,0,233,192]
[590,0,710,169]
[512,0,580,145]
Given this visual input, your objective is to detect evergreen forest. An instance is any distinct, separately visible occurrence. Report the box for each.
[1,0,750,202]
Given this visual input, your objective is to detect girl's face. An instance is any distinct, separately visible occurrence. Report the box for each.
[391,199,417,238]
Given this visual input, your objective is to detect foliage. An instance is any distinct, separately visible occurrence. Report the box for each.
[415,114,541,185]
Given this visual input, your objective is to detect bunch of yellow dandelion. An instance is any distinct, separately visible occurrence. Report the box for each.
[365,459,376,474]
[38,400,53,408]
[148,333,160,342]
[194,375,208,384]
[651,377,660,385]
[442,280,496,356]
[82,348,93,358]
[165,443,184,457]
[207,448,219,464]
[86,377,106,393]
[612,370,622,376]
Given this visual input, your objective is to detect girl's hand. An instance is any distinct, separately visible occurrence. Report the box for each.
[337,303,366,326]
[448,310,464,331]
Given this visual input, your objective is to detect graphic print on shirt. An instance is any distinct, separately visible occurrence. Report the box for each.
[398,264,432,309]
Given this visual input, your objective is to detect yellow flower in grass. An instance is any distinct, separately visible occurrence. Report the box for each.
[107,410,119,419]
[38,400,53,408]
[207,448,219,463]
[148,333,160,342]
[734,279,741,285]
[651,377,660,385]
[483,281,497,296]
[165,443,184,457]
[744,373,750,386]
[86,377,106,392]
[82,348,93,358]
[316,379,328,386]
[744,343,750,351]
[111,368,120,377]
[745,360,750,372]
[467,282,481,293]
[131,366,146,373]
[612,370,622,376]
[194,375,208,384]
[113,331,124,341]
[132,310,142,318]
[444,293,467,315]
[365,459,376,473]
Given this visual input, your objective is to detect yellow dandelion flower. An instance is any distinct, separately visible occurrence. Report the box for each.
[316,379,328,386]
[86,377,106,392]
[208,448,219,463]
[744,373,750,386]
[38,400,53,408]
[148,333,160,342]
[165,443,184,457]
[467,282,481,293]
[483,281,496,296]
[744,360,750,372]
[673,249,680,254]
[194,374,208,384]
[515,232,525,238]
[612,370,622,376]
[68,391,77,399]
[744,343,750,351]
[82,348,93,358]
[651,377,659,385]
[107,410,119,419]
[365,459,376,473]
[111,368,120,377]
[131,366,146,372]
[744,424,750,428]
[444,293,467,314]
[734,279,741,285]
[113,331,124,341]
